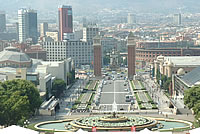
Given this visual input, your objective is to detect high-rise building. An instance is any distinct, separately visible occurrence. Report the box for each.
[93,35,102,77]
[127,32,136,79]
[40,22,48,37]
[174,13,181,25]
[18,9,38,43]
[127,13,136,24]
[58,5,73,41]
[82,26,99,42]
[18,9,28,43]
[0,11,6,32]
[27,9,38,43]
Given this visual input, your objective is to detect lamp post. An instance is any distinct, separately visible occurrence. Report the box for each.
[23,120,29,128]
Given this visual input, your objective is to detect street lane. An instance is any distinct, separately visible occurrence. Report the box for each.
[99,78,131,111]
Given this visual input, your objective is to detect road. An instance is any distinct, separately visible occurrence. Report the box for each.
[56,79,86,116]
[99,78,131,112]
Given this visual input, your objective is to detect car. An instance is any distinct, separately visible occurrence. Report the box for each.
[125,95,131,102]
[109,82,112,84]
[124,88,128,91]
[124,83,127,86]
[131,100,135,105]
[103,81,107,85]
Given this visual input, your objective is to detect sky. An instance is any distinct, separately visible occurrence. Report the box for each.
[0,0,200,14]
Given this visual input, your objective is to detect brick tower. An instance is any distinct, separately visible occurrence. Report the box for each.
[127,32,136,79]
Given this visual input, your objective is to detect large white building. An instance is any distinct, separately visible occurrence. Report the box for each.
[42,41,93,67]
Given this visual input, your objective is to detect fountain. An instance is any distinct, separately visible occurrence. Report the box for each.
[35,113,193,132]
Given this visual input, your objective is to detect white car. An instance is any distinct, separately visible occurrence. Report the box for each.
[124,88,128,91]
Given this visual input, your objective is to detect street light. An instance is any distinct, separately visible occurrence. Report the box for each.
[23,120,29,128]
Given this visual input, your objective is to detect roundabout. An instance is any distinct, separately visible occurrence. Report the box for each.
[34,113,192,132]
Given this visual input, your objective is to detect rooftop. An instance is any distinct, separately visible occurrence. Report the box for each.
[164,56,200,67]
[0,50,31,63]
[181,67,200,87]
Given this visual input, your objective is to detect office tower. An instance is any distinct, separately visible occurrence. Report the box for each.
[0,11,6,32]
[127,13,136,24]
[58,5,73,41]
[40,22,48,37]
[93,35,102,77]
[82,26,99,42]
[27,9,38,43]
[127,32,136,79]
[174,13,181,25]
[18,9,38,43]
[18,9,28,43]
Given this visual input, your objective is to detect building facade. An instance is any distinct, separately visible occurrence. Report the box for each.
[58,5,73,41]
[27,9,38,43]
[82,26,99,42]
[174,13,181,25]
[42,41,93,66]
[40,22,48,37]
[153,56,200,78]
[46,31,59,42]
[18,9,38,43]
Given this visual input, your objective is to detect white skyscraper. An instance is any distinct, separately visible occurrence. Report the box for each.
[18,9,38,43]
[18,9,28,42]
[127,13,136,24]
[174,13,181,26]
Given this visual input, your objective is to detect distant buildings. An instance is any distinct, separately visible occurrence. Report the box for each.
[18,9,38,43]
[0,11,6,32]
[127,13,136,24]
[46,31,59,42]
[58,5,73,41]
[174,13,181,25]
[135,40,200,62]
[40,22,48,37]
[82,26,99,42]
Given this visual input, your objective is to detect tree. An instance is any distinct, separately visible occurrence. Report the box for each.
[52,79,66,98]
[184,86,200,127]
[103,55,110,66]
[184,86,200,109]
[0,79,42,126]
[67,69,75,85]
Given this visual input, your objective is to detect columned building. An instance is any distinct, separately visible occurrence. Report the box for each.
[127,32,136,79]
[93,35,102,78]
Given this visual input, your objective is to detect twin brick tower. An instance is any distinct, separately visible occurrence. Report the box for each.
[93,32,136,79]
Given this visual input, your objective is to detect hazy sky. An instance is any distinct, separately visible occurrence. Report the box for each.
[0,0,200,14]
